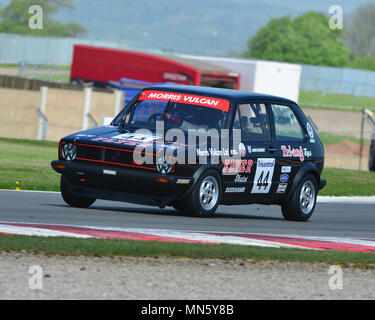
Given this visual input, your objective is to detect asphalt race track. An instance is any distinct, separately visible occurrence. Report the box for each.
[0,190,374,239]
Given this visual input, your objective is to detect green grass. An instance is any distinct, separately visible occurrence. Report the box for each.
[0,63,71,70]
[1,137,375,196]
[320,168,375,196]
[0,137,59,191]
[1,234,374,267]
[25,73,70,83]
[300,90,375,111]
[318,132,371,146]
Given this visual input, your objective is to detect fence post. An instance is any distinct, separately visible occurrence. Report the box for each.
[114,89,125,116]
[359,108,365,170]
[37,86,48,140]
[82,87,92,131]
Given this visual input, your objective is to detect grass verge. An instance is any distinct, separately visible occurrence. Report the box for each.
[0,234,374,267]
[320,168,375,196]
[0,137,59,191]
[300,90,375,111]
[318,132,371,146]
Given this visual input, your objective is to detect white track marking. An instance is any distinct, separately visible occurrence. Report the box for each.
[0,224,93,238]
[1,221,375,250]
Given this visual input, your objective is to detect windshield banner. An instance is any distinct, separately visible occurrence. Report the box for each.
[139,90,230,112]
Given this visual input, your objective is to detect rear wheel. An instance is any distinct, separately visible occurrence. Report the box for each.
[173,169,222,217]
[281,174,317,222]
[60,175,96,208]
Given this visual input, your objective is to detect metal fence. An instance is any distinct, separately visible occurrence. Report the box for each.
[300,65,375,110]
[0,33,130,65]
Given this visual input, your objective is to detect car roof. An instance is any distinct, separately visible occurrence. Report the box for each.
[142,84,297,105]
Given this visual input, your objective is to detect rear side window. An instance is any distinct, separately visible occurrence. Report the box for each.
[271,104,304,141]
[233,103,270,141]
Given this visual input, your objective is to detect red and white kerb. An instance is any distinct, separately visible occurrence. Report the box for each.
[139,90,230,112]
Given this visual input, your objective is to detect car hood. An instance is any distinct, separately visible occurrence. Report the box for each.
[62,125,192,153]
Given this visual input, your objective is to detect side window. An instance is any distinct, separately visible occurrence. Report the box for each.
[271,104,304,141]
[234,103,270,141]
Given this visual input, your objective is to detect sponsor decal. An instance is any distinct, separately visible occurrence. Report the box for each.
[281,166,291,173]
[234,174,248,183]
[90,137,153,148]
[303,148,312,158]
[247,146,265,154]
[225,187,245,193]
[103,169,117,176]
[251,158,275,194]
[139,90,230,112]
[196,148,231,157]
[281,145,305,162]
[277,183,288,193]
[196,148,210,157]
[176,179,191,184]
[239,143,246,157]
[280,173,289,183]
[307,122,315,143]
[76,134,95,137]
[112,133,159,142]
[222,159,253,174]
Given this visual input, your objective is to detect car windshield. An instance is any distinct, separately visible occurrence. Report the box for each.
[118,90,230,132]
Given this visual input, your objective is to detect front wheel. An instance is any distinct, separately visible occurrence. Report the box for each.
[281,174,317,222]
[173,169,222,217]
[60,175,96,208]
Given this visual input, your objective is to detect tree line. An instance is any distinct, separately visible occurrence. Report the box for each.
[242,3,375,71]
[0,0,86,37]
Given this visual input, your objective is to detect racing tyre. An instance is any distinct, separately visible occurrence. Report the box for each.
[281,174,317,222]
[60,175,96,208]
[173,169,222,217]
[369,141,375,172]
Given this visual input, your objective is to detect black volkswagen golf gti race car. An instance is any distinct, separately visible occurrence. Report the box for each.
[51,85,326,221]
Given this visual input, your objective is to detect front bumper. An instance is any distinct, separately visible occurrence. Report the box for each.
[51,160,193,207]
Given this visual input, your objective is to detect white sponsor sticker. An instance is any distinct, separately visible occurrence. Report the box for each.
[103,169,117,176]
[251,158,275,194]
[307,122,315,139]
[248,146,266,153]
[176,179,190,184]
[277,183,288,193]
[281,166,291,173]
[112,133,160,142]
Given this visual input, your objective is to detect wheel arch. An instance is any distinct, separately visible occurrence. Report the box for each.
[285,162,320,202]
[177,164,222,201]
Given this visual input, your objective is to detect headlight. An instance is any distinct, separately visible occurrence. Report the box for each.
[156,156,173,174]
[61,143,77,161]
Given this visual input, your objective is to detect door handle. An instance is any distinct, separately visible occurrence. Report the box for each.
[268,146,277,153]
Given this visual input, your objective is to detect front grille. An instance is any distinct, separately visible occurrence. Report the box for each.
[77,145,105,161]
[75,143,156,171]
